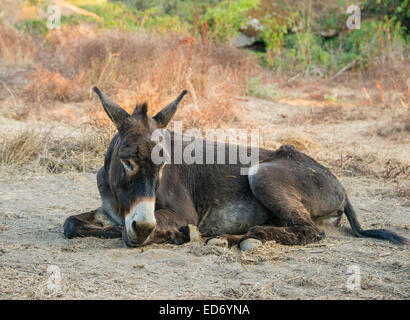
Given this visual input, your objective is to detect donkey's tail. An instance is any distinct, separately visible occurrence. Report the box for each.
[344,198,409,244]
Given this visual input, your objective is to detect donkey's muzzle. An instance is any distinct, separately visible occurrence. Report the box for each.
[123,221,156,247]
[123,198,156,247]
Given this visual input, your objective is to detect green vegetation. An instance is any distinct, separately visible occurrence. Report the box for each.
[247,77,281,100]
[362,0,410,34]
[15,19,48,35]
[14,0,409,77]
[204,0,260,42]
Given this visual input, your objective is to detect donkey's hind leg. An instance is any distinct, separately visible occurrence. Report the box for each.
[239,162,325,247]
[206,222,323,251]
[333,210,344,227]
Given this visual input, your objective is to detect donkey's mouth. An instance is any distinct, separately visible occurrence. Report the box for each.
[122,225,154,248]
[122,229,138,247]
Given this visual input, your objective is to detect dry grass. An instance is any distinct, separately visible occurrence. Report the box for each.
[0,22,408,180]
[276,47,409,110]
[42,133,108,173]
[18,25,258,128]
[0,127,110,173]
[274,129,318,153]
[329,151,410,181]
[364,39,410,108]
[291,106,372,125]
[375,114,410,140]
[374,181,410,200]
[0,91,32,121]
[25,67,88,103]
[0,129,44,166]
[0,23,36,66]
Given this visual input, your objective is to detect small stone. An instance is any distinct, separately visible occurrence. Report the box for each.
[240,238,263,251]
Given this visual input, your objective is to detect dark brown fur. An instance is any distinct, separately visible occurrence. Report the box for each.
[63,88,409,247]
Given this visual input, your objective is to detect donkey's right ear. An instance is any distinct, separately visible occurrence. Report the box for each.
[93,86,130,129]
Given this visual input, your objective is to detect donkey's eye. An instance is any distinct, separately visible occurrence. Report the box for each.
[120,159,138,173]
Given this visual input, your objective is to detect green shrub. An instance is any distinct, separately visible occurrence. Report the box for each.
[204,0,260,42]
[15,19,48,35]
[362,0,410,34]
[14,0,410,78]
[247,77,280,99]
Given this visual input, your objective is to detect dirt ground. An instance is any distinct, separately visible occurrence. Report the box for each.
[0,98,409,299]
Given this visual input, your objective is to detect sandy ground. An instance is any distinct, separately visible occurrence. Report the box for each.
[0,99,409,299]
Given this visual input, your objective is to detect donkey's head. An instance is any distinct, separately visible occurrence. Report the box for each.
[93,87,187,247]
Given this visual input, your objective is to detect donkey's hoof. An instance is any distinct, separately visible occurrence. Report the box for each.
[206,238,228,247]
[240,238,263,251]
[187,224,202,243]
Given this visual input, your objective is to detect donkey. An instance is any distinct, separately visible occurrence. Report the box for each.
[63,87,408,249]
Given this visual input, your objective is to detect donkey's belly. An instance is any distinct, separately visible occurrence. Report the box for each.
[198,198,270,236]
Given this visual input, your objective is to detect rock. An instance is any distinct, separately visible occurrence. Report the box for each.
[320,29,337,38]
[240,238,263,251]
[231,33,256,48]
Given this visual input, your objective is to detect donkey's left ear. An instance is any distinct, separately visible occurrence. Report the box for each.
[153,90,188,128]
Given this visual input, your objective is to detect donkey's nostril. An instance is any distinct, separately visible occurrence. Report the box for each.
[131,220,138,235]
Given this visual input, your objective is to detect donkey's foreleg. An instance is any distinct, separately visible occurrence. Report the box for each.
[149,224,202,245]
[63,209,123,239]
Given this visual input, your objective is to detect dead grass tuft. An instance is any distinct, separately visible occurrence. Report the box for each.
[0,127,110,173]
[289,105,377,126]
[374,181,410,200]
[25,66,88,103]
[0,129,44,166]
[375,114,410,140]
[365,46,410,108]
[0,23,36,66]
[0,94,32,121]
[275,129,318,153]
[329,151,410,181]
[19,26,258,128]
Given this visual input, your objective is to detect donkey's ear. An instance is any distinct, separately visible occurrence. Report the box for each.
[153,90,188,128]
[93,86,130,129]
